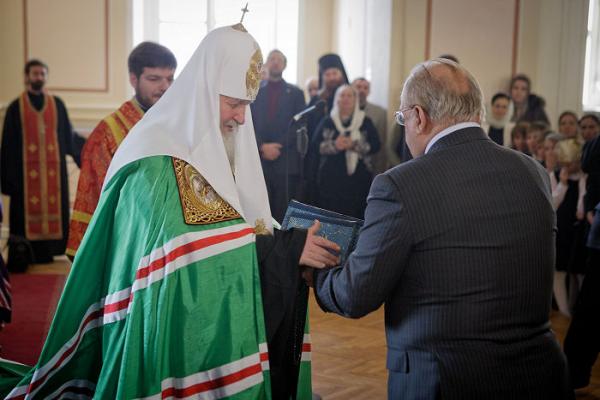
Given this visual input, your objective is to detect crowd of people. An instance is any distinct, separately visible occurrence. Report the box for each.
[0,20,599,399]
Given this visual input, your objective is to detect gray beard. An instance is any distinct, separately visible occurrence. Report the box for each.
[222,130,236,174]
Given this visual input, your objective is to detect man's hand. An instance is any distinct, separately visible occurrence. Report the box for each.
[299,220,340,268]
[260,143,282,160]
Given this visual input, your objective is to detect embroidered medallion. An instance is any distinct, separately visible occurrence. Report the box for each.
[246,46,263,100]
[254,218,269,235]
[173,158,241,225]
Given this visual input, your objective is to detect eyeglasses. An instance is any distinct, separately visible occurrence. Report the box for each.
[395,105,417,126]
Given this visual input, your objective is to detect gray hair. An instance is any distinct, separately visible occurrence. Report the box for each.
[401,58,484,125]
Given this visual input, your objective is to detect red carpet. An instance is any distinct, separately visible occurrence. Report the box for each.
[0,274,66,365]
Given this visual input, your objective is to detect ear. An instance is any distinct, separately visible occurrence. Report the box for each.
[414,105,429,134]
[129,72,138,89]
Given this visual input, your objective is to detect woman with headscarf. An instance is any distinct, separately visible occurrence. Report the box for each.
[481,92,515,146]
[311,85,380,219]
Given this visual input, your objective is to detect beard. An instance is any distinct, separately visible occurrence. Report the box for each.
[221,121,239,173]
[30,81,44,91]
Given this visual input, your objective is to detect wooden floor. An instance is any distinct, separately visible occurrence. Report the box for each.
[309,294,600,399]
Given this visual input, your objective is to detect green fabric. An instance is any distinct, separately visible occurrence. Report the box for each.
[1,156,278,399]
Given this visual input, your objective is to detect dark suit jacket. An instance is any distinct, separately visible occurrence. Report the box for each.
[251,80,306,176]
[314,127,572,400]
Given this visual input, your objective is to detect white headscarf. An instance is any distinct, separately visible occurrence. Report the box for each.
[105,25,273,233]
[329,84,365,175]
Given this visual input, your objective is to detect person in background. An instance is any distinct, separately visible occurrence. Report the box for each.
[563,198,600,389]
[526,121,549,164]
[66,42,177,259]
[552,138,586,316]
[305,54,350,204]
[481,92,515,146]
[1,59,82,266]
[509,73,550,125]
[581,114,600,225]
[352,77,388,173]
[580,113,600,143]
[558,111,580,140]
[251,49,306,222]
[304,77,318,103]
[310,85,380,219]
[510,122,530,153]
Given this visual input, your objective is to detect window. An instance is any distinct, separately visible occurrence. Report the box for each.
[583,0,600,111]
[132,0,299,83]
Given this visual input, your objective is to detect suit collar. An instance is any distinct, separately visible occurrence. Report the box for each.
[427,126,489,154]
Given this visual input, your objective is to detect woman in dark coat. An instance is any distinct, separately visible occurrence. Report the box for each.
[310,84,380,219]
[509,73,550,125]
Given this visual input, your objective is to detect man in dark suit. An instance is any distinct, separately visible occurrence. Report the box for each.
[251,49,306,222]
[308,59,573,399]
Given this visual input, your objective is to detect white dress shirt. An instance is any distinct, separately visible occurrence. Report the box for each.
[425,122,481,154]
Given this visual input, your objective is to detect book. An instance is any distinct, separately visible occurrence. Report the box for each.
[281,200,363,264]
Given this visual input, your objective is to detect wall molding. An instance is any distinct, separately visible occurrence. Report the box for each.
[425,0,519,74]
[23,0,110,93]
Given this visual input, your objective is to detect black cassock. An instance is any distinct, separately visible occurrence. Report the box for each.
[256,228,309,400]
[1,92,83,263]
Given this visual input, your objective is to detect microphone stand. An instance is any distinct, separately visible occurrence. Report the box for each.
[283,118,309,210]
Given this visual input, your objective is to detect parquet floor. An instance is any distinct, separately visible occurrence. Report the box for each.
[309,294,600,399]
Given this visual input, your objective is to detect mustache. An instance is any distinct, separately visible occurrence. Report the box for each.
[224,120,240,130]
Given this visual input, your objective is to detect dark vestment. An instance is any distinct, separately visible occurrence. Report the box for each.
[256,228,309,400]
[1,92,82,262]
[309,116,380,219]
[251,80,306,222]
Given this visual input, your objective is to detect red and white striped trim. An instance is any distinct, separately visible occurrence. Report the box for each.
[259,342,270,371]
[139,344,269,400]
[301,333,311,362]
[6,223,255,400]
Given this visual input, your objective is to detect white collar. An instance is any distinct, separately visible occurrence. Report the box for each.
[425,122,481,154]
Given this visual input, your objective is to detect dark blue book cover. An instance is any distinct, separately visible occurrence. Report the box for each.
[281,200,362,264]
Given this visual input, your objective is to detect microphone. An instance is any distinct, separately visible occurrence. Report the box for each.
[292,100,326,122]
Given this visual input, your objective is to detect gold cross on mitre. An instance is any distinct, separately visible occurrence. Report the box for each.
[240,3,249,23]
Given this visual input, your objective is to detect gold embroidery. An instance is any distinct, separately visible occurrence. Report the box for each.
[254,219,269,235]
[246,47,263,100]
[28,144,37,153]
[172,158,241,225]
[29,170,38,179]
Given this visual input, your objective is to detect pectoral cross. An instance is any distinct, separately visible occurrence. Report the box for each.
[240,3,249,23]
